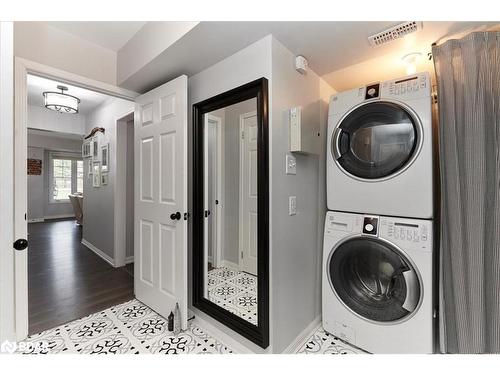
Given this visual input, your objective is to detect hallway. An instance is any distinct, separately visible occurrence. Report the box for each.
[28,219,134,334]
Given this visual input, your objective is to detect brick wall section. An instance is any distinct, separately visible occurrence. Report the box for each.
[27,158,42,175]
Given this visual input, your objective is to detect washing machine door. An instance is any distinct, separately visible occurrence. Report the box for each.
[328,237,421,323]
[332,101,420,180]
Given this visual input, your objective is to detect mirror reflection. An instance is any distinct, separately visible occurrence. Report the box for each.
[203,97,258,325]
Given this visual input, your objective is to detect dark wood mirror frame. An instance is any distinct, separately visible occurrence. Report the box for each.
[192,78,269,348]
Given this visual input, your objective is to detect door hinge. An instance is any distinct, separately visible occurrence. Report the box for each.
[241,131,244,140]
[241,251,243,259]
[184,212,190,220]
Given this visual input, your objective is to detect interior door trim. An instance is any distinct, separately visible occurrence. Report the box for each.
[192,78,269,348]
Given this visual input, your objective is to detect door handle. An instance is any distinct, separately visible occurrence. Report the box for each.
[13,238,28,251]
[204,210,211,218]
[170,212,181,220]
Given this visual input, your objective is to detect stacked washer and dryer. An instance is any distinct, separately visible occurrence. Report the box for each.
[322,72,435,353]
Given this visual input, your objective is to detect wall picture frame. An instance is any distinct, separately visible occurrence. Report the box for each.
[87,158,93,177]
[82,141,91,158]
[92,161,101,187]
[92,136,99,159]
[101,144,109,173]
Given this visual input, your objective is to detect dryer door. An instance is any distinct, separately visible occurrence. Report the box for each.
[328,237,421,323]
[332,101,420,180]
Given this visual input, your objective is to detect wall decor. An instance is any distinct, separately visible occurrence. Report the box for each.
[27,158,42,175]
[82,141,91,158]
[92,161,101,187]
[101,144,109,173]
[92,137,99,159]
[101,173,108,185]
[87,158,93,177]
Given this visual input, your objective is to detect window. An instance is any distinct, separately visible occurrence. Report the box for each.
[49,154,83,203]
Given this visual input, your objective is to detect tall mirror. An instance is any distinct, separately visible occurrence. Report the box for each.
[193,78,269,348]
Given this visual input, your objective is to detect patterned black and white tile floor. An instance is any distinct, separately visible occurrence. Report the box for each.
[16,299,232,354]
[16,298,361,354]
[207,267,258,325]
[296,327,364,354]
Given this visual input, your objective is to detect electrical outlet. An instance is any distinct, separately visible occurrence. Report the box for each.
[286,154,296,175]
[289,196,297,215]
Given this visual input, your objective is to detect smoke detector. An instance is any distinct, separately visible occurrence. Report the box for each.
[368,22,423,47]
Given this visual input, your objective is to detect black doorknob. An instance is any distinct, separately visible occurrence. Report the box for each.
[13,238,28,251]
[204,210,211,218]
[170,212,181,220]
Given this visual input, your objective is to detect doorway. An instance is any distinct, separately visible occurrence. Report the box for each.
[23,70,136,336]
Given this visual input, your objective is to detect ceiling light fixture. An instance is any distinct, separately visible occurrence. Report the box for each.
[43,85,80,114]
[402,52,422,76]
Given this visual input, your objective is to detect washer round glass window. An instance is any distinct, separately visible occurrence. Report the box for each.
[332,101,420,179]
[328,237,421,323]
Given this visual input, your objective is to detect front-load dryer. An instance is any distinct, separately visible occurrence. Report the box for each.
[322,211,434,354]
[327,72,433,218]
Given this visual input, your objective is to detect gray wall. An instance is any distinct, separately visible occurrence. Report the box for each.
[188,35,273,354]
[27,133,83,221]
[27,147,44,220]
[82,97,134,260]
[189,35,334,353]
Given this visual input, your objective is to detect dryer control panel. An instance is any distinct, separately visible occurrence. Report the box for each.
[380,72,431,100]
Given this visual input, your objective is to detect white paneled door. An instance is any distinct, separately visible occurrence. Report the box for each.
[239,111,258,275]
[134,75,188,329]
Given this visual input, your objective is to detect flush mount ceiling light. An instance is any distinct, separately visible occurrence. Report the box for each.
[43,85,80,114]
[402,52,423,76]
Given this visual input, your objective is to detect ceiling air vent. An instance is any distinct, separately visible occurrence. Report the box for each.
[368,22,423,47]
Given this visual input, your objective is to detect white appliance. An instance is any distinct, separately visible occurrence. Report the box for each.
[327,72,433,219]
[322,211,434,354]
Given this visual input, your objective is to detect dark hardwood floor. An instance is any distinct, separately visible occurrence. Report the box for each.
[28,218,134,335]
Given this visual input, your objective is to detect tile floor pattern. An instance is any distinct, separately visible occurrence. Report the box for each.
[297,326,365,354]
[15,298,362,355]
[207,267,258,325]
[16,299,233,354]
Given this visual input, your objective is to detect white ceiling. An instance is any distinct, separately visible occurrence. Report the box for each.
[41,21,500,92]
[27,74,111,115]
[114,21,500,92]
[46,21,146,51]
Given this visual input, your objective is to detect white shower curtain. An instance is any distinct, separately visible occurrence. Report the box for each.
[433,31,500,353]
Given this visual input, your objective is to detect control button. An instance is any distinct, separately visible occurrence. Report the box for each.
[365,223,374,232]
[362,217,378,235]
[367,88,376,97]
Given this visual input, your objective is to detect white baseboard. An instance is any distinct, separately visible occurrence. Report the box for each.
[281,315,322,354]
[125,256,134,264]
[44,214,75,220]
[221,260,239,271]
[28,218,44,223]
[81,238,115,267]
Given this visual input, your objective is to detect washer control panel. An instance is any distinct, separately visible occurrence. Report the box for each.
[379,216,433,252]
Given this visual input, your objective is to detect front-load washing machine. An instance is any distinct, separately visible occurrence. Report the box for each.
[327,72,433,219]
[322,211,434,353]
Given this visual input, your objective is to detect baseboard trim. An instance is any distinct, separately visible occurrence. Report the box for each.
[28,218,44,223]
[125,256,134,264]
[81,238,115,267]
[281,315,322,354]
[221,260,239,271]
[44,214,75,220]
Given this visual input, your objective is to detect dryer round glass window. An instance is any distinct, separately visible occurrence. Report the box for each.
[332,101,420,179]
[328,237,421,323]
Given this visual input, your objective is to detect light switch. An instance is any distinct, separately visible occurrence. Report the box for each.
[289,196,297,216]
[286,154,296,175]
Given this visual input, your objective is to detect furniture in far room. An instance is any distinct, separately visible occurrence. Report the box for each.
[68,193,83,225]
